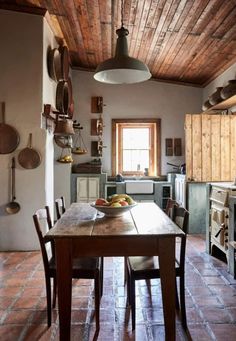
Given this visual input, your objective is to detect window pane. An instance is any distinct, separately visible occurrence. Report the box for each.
[123,128,149,149]
[123,150,149,171]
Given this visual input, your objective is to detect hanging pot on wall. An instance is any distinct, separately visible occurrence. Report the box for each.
[5,157,20,214]
[54,117,75,136]
[202,99,212,111]
[0,102,20,154]
[18,133,41,169]
[208,87,223,106]
[47,48,61,82]
[47,45,69,82]
[56,80,72,114]
[58,45,69,81]
[220,80,236,100]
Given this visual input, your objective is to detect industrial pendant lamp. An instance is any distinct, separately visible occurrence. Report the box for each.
[94,0,151,84]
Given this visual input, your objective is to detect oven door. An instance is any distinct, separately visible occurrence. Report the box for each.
[211,206,226,246]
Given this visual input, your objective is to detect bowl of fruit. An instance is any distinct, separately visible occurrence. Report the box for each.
[91,194,137,217]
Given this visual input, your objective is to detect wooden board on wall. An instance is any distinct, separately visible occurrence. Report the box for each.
[220,116,230,180]
[201,115,211,181]
[185,114,192,181]
[185,114,236,182]
[231,116,236,180]
[211,115,221,181]
[192,115,202,181]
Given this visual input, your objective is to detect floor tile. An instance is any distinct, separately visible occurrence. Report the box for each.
[0,235,235,340]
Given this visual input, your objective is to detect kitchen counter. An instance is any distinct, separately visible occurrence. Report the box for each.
[208,182,236,190]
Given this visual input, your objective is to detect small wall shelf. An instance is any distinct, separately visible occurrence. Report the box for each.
[202,95,236,114]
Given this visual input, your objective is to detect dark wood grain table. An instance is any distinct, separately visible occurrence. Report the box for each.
[45,202,184,340]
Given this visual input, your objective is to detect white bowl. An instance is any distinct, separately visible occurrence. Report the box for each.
[90,202,137,217]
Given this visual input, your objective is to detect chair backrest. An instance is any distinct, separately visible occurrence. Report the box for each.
[172,206,189,268]
[165,198,179,218]
[173,206,189,233]
[33,206,54,272]
[55,196,66,220]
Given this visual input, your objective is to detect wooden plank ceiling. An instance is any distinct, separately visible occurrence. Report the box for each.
[1,0,236,86]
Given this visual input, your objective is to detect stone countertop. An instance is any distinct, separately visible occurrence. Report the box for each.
[208,182,236,190]
[107,176,167,182]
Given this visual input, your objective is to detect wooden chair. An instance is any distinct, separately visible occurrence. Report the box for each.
[55,196,66,220]
[33,206,103,330]
[126,205,189,330]
[165,198,179,217]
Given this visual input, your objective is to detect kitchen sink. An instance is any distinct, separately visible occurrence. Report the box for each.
[125,180,154,194]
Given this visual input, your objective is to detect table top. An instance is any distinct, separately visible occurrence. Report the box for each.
[45,202,184,240]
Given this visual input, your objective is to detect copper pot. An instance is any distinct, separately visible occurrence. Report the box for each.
[220,80,236,100]
[209,87,223,106]
[202,99,212,111]
[54,118,75,136]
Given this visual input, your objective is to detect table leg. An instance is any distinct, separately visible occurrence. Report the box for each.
[55,239,72,341]
[159,237,176,341]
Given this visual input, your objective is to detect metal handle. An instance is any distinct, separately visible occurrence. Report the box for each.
[11,157,16,201]
[28,133,32,148]
[1,102,5,123]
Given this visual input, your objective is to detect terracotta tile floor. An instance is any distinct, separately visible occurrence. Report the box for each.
[0,235,236,340]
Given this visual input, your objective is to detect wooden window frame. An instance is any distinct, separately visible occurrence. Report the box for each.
[112,119,161,176]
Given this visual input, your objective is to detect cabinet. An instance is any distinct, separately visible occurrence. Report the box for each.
[175,174,186,208]
[185,114,236,182]
[174,175,206,233]
[77,177,100,202]
[154,182,172,209]
[71,173,107,203]
[206,183,236,277]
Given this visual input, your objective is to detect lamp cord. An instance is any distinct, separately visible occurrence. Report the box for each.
[121,0,124,27]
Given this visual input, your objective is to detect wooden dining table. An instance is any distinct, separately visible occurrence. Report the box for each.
[45,202,184,340]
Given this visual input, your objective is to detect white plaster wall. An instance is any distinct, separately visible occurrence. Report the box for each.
[0,10,55,250]
[42,18,58,219]
[71,71,202,175]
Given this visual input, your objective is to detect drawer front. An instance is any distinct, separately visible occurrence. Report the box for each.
[210,187,228,206]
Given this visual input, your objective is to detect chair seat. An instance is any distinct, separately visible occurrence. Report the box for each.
[128,256,179,272]
[49,256,101,272]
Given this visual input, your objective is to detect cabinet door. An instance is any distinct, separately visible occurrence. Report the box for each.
[88,177,100,199]
[77,178,88,202]
[175,177,186,208]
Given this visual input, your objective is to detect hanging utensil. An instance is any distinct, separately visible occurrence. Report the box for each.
[18,133,41,169]
[0,102,20,154]
[72,127,87,155]
[56,80,70,113]
[6,157,21,214]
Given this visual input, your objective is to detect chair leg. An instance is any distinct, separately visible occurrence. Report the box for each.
[126,264,131,306]
[175,278,180,310]
[130,274,136,330]
[179,274,187,330]
[100,257,104,297]
[94,272,100,332]
[45,276,52,327]
[124,257,128,285]
[52,276,57,308]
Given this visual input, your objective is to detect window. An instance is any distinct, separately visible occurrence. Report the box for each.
[112,119,161,176]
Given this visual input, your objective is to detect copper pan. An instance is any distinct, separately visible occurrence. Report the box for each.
[0,102,20,154]
[67,77,74,118]
[18,133,41,169]
[56,80,72,114]
[58,45,69,81]
[47,48,61,82]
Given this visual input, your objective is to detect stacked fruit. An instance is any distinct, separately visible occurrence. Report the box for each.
[95,194,136,207]
[58,155,73,163]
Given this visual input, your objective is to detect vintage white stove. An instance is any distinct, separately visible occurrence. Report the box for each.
[208,182,236,277]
